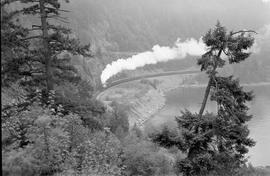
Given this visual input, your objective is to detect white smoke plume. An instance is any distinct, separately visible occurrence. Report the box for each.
[101,38,207,84]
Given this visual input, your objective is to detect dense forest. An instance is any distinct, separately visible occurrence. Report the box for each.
[1,0,270,176]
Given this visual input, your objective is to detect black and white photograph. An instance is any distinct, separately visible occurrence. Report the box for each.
[1,0,270,175]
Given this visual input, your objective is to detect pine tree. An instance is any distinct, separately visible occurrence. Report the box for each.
[1,0,92,118]
[20,0,91,95]
[151,22,257,176]
[1,0,91,97]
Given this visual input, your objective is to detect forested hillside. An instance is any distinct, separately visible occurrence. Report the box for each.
[2,0,270,175]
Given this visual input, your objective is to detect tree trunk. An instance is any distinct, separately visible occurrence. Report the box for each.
[39,0,53,93]
[198,77,212,117]
[198,49,222,117]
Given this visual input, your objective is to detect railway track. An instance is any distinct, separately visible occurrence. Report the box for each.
[93,70,200,100]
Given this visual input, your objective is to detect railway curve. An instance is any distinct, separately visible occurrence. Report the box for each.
[93,70,200,100]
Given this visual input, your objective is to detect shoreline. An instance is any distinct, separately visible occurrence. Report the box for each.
[142,81,270,128]
[97,77,270,129]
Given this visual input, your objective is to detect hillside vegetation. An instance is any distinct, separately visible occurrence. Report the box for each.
[1,0,270,176]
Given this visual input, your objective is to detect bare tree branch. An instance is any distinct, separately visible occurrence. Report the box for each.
[231,30,257,35]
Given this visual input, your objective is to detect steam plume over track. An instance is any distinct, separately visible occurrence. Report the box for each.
[101,38,207,85]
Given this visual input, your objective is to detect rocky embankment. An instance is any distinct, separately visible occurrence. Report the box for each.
[128,89,165,127]
[98,73,198,128]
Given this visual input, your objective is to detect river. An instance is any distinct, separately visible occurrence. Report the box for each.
[145,84,270,166]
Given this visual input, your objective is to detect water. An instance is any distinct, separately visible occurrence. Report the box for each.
[146,85,270,166]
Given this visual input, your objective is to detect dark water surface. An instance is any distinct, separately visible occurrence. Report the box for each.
[146,85,270,166]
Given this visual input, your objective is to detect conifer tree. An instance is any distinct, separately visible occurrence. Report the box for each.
[1,0,90,97]
[1,0,92,119]
[151,22,257,176]
[20,0,91,95]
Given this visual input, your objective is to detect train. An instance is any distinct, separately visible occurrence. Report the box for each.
[96,69,201,98]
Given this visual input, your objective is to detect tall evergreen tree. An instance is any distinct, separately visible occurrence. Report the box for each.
[20,0,91,95]
[1,0,92,118]
[1,0,90,96]
[151,22,256,176]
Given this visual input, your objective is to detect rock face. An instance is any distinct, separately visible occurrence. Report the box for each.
[97,80,164,127]
[128,89,165,127]
[97,73,198,128]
